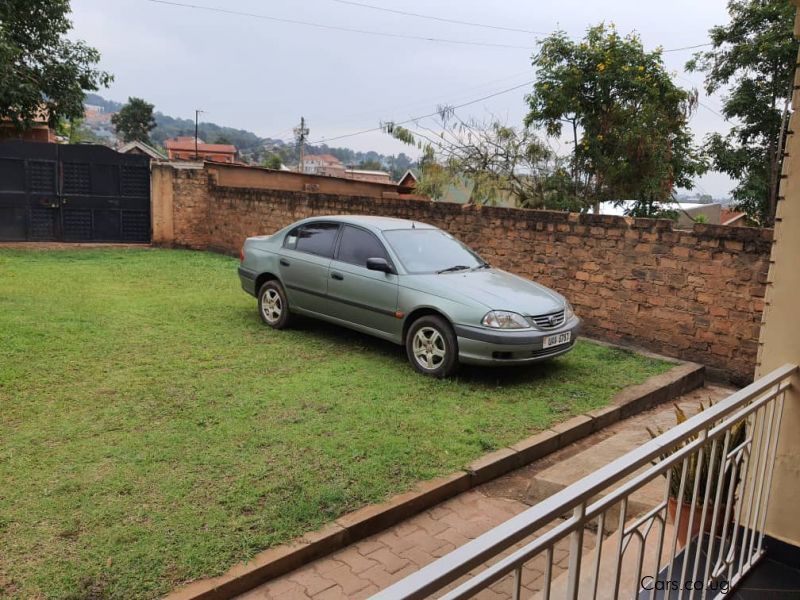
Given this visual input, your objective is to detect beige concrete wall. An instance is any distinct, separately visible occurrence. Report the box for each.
[150,163,175,245]
[753,1,800,547]
[208,162,400,198]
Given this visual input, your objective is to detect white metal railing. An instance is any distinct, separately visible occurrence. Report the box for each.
[372,364,797,600]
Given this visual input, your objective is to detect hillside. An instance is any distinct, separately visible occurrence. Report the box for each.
[83,94,414,177]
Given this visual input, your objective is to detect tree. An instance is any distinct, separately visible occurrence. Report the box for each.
[357,159,383,171]
[262,154,282,169]
[526,24,706,216]
[686,0,798,226]
[56,116,102,144]
[0,0,112,129]
[111,97,156,143]
[387,110,584,210]
[213,134,232,145]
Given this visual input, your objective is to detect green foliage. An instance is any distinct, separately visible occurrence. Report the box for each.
[357,159,383,170]
[0,0,112,128]
[526,24,707,215]
[647,403,747,504]
[0,248,671,598]
[262,153,282,169]
[388,119,586,210]
[56,116,103,144]
[686,0,798,226]
[111,97,156,144]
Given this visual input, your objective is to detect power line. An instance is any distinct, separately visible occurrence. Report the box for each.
[137,0,710,54]
[310,80,535,145]
[329,0,549,35]
[140,0,531,49]
[662,42,713,53]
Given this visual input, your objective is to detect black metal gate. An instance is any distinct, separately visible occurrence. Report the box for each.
[0,141,151,242]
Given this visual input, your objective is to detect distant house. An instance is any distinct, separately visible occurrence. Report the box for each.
[118,140,167,160]
[397,169,419,193]
[302,154,345,176]
[164,137,237,163]
[0,107,57,143]
[344,168,393,184]
[396,168,515,206]
[599,200,723,227]
[721,208,748,227]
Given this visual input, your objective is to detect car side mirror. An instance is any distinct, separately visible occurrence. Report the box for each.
[366,257,393,274]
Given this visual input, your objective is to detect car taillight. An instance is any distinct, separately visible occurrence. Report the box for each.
[239,246,244,262]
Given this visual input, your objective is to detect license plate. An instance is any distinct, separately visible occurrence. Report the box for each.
[543,331,571,349]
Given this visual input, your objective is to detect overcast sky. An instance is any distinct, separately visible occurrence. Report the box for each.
[69,0,735,196]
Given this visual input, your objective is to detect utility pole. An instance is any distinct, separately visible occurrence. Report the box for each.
[294,116,309,173]
[194,109,204,160]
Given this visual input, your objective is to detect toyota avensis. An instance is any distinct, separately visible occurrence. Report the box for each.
[238,215,581,377]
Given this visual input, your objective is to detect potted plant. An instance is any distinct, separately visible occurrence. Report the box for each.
[647,403,747,548]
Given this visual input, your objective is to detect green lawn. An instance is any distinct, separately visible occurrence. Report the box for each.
[0,248,672,599]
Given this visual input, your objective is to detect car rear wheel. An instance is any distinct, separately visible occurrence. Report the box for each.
[258,280,292,329]
[406,315,458,378]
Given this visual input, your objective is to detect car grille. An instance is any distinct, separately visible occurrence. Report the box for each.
[527,309,566,330]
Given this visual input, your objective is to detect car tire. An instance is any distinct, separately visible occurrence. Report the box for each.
[258,280,292,329]
[405,315,458,378]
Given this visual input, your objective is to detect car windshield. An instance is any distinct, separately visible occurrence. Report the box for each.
[383,229,485,274]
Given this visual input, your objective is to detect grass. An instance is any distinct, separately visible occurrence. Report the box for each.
[0,248,672,599]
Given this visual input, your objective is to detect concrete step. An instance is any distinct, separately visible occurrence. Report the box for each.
[523,386,732,533]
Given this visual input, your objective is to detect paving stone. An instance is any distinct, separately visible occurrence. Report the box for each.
[353,539,385,556]
[412,512,450,536]
[309,584,347,600]
[363,547,410,574]
[321,564,370,596]
[333,548,378,575]
[312,558,346,576]
[351,584,379,599]
[273,587,311,600]
[399,528,451,554]
[397,545,436,568]
[287,571,336,597]
[380,531,419,554]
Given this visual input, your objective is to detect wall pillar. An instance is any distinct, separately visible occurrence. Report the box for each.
[150,163,175,245]
[753,0,800,547]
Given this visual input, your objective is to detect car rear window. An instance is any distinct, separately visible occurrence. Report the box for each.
[336,225,388,267]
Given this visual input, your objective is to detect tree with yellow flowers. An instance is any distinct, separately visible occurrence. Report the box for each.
[525,24,707,217]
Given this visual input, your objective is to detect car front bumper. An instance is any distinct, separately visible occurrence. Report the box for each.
[453,317,582,365]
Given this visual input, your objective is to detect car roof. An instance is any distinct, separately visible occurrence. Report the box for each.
[300,215,438,232]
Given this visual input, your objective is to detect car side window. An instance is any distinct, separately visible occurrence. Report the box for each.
[291,222,340,258]
[283,226,300,250]
[336,225,389,268]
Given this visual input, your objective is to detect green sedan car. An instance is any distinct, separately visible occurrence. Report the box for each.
[238,215,580,377]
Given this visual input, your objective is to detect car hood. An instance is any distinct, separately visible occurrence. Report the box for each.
[405,268,565,315]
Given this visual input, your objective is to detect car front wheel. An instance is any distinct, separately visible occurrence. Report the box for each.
[406,315,458,378]
[258,280,292,329]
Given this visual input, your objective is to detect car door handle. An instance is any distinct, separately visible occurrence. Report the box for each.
[331,272,344,281]
[280,258,290,267]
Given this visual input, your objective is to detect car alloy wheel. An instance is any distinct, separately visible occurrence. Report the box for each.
[405,315,458,377]
[258,280,292,329]
[261,288,282,324]
[412,326,446,370]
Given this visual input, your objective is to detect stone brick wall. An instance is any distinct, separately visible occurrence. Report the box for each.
[158,164,772,383]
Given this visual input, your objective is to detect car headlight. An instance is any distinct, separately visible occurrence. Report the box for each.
[481,310,530,329]
[564,300,575,321]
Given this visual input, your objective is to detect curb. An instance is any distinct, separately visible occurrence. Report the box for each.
[166,361,704,600]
